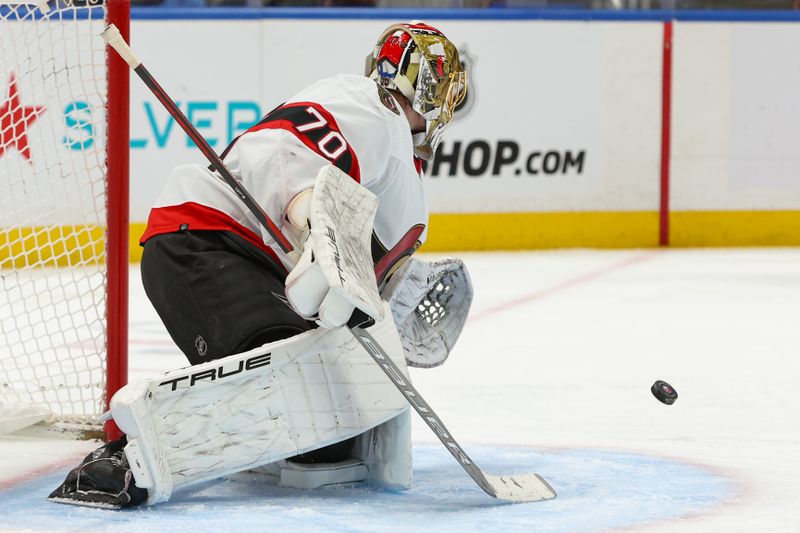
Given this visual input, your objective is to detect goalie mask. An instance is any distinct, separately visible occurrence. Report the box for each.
[366,22,467,160]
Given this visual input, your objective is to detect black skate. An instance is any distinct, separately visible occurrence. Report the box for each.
[48,436,148,509]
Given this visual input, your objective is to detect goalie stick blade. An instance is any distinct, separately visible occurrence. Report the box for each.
[483,472,557,503]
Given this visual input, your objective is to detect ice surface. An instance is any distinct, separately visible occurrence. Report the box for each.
[0,444,731,532]
[2,249,799,532]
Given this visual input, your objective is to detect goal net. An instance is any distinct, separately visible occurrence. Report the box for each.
[0,0,128,435]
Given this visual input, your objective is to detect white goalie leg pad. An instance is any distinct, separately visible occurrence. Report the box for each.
[277,406,412,491]
[110,302,408,505]
[353,407,412,490]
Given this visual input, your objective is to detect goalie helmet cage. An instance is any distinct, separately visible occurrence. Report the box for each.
[0,0,129,439]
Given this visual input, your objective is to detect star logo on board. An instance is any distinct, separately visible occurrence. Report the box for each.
[0,73,46,163]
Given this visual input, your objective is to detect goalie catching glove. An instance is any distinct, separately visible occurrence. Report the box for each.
[285,165,384,329]
[382,257,473,368]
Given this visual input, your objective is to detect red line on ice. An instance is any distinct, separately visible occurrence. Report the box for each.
[469,252,656,321]
[0,454,85,492]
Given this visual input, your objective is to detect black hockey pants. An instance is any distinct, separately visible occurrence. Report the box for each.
[141,230,311,366]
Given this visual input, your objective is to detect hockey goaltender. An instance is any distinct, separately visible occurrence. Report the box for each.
[49,22,475,508]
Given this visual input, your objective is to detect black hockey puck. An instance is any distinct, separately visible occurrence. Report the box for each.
[651,380,678,405]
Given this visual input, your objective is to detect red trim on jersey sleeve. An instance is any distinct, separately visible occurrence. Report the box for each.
[246,101,362,183]
[375,224,426,285]
[139,202,286,272]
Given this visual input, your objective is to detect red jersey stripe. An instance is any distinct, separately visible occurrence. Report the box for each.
[246,102,362,183]
[139,201,286,272]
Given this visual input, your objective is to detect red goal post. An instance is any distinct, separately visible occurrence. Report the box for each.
[0,0,129,439]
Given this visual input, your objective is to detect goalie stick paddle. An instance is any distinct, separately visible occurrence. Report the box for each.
[101,25,556,504]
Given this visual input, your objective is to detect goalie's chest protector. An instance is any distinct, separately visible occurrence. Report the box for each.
[142,75,428,283]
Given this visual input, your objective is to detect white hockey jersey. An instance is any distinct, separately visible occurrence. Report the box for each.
[141,75,428,284]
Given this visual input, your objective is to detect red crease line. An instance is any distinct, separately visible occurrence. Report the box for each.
[0,453,86,492]
[470,252,656,322]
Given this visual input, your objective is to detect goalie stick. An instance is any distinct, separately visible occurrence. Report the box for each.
[101,25,556,504]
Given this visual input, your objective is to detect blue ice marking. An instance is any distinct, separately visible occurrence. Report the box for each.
[0,444,733,533]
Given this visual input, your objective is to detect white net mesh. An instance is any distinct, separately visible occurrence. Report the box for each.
[0,1,110,427]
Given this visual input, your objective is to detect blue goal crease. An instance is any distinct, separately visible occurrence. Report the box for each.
[0,445,734,533]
